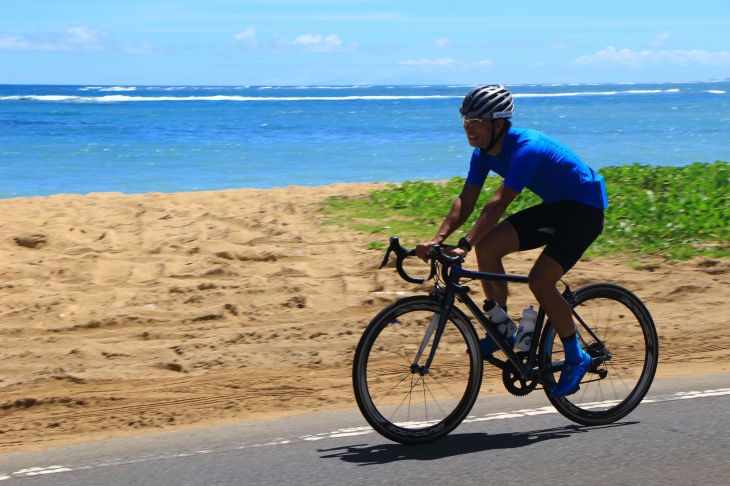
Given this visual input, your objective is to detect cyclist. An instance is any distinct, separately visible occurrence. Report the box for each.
[416,85,608,398]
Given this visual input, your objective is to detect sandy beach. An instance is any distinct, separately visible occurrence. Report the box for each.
[1,184,728,453]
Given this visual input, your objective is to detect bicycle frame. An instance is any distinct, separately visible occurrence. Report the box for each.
[418,265,556,388]
[383,237,602,388]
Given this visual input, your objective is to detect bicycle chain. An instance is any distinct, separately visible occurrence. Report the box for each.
[528,375,606,393]
[503,350,606,395]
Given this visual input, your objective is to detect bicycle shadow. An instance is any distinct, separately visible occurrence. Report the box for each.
[318,422,637,466]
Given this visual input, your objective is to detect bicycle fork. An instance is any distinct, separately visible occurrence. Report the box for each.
[410,291,456,376]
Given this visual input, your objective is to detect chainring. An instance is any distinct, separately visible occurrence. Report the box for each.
[502,351,538,396]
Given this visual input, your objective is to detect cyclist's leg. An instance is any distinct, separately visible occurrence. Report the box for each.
[528,202,604,335]
[527,201,604,396]
[529,254,575,338]
[475,204,552,307]
[474,204,552,306]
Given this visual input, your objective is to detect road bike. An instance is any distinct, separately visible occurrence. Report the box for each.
[352,237,658,444]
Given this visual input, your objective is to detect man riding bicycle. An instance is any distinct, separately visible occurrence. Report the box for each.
[416,85,608,398]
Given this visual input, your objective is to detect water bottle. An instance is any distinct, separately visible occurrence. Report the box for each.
[483,300,517,338]
[515,306,538,351]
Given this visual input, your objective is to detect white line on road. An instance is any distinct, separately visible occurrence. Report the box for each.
[2,387,729,482]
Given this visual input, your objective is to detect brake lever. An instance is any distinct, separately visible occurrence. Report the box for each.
[428,246,440,282]
[378,246,393,270]
[429,244,464,280]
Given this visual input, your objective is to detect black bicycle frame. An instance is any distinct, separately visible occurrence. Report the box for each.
[383,236,599,385]
[456,267,551,381]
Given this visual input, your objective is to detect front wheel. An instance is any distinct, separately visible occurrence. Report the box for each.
[540,283,658,425]
[353,296,482,444]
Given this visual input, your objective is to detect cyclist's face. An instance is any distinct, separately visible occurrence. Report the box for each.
[463,117,494,148]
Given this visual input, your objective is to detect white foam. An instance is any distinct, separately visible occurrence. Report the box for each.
[0,88,693,104]
[0,95,81,102]
[515,91,619,98]
[514,88,680,98]
[1,94,461,103]
[99,86,137,92]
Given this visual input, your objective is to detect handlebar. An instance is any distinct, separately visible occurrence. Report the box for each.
[378,236,463,284]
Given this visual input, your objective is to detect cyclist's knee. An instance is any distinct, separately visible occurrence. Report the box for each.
[528,256,564,297]
[528,273,552,298]
[475,221,518,259]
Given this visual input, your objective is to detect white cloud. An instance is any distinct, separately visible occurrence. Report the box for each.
[234,25,258,49]
[234,28,354,54]
[0,35,31,50]
[0,26,165,55]
[396,58,494,69]
[551,40,575,50]
[275,33,347,53]
[64,26,107,50]
[573,46,730,67]
[651,31,671,47]
[398,58,456,66]
[119,42,163,55]
[433,37,451,49]
[0,26,109,52]
[296,33,342,52]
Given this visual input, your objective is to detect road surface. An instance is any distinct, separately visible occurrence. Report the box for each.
[1,373,728,485]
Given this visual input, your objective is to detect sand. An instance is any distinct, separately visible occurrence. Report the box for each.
[0,184,728,453]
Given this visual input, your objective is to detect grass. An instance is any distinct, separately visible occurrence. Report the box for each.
[321,161,729,261]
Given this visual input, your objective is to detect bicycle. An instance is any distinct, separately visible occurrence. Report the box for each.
[352,237,659,444]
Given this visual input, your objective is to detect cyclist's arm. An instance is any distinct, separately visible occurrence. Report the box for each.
[464,184,519,247]
[416,183,481,261]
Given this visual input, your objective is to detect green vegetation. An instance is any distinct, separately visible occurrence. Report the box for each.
[321,161,729,261]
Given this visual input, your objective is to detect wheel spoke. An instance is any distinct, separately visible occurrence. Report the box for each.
[353,297,482,444]
[542,284,658,425]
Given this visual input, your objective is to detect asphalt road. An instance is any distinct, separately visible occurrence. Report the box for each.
[2,372,729,485]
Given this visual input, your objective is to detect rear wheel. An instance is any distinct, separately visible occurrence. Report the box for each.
[353,296,482,444]
[540,283,658,425]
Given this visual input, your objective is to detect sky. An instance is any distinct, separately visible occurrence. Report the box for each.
[1,0,729,86]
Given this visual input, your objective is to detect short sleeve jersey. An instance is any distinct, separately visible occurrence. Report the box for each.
[465,127,608,210]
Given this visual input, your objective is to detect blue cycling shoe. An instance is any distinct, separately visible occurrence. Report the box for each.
[480,333,516,358]
[550,351,592,398]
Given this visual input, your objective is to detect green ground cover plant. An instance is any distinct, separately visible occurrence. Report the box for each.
[321,161,729,261]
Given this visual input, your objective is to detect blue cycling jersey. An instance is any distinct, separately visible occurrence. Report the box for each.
[465,127,608,210]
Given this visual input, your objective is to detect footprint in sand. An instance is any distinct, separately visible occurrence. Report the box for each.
[14,234,47,249]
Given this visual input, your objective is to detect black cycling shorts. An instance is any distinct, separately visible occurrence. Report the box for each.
[505,200,604,273]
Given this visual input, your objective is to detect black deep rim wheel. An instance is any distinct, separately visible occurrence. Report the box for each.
[353,296,483,444]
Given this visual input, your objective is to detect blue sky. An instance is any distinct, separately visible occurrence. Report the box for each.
[1,0,729,86]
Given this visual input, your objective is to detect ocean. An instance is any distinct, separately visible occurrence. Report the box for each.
[1,82,728,199]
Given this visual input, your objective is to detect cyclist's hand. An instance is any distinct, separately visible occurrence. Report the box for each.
[441,245,468,260]
[415,240,438,262]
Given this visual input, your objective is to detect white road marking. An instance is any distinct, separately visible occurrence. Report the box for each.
[2,466,72,479]
[2,387,728,481]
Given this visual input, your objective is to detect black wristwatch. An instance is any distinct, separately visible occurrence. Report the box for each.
[457,236,472,252]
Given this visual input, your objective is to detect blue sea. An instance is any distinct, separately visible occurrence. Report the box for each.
[1,82,728,199]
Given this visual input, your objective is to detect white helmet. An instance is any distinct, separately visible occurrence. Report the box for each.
[460,85,514,119]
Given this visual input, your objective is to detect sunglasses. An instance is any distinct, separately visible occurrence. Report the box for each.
[462,117,491,128]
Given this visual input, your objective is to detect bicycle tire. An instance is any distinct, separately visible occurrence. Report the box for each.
[353,295,482,444]
[539,283,658,425]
